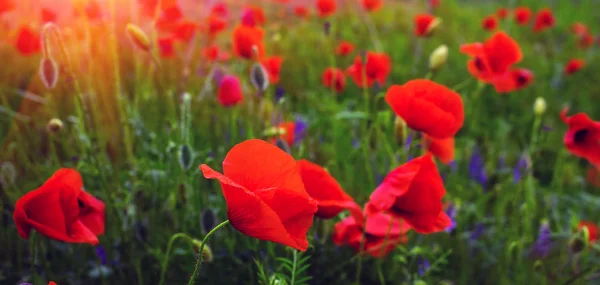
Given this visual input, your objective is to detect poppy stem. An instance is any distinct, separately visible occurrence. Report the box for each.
[29,232,37,283]
[187,220,230,285]
[158,233,195,285]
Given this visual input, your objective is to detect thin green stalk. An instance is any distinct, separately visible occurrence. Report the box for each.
[29,232,37,284]
[291,249,298,285]
[188,220,231,285]
[158,233,195,285]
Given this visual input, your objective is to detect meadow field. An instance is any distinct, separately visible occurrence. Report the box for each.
[1,0,600,284]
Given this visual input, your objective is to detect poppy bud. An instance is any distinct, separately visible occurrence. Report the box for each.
[192,240,214,263]
[250,62,269,92]
[46,118,64,134]
[178,144,194,171]
[429,44,448,71]
[258,99,274,123]
[533,97,546,116]
[39,57,59,89]
[275,138,291,154]
[126,24,151,52]
[393,116,407,145]
[426,17,442,36]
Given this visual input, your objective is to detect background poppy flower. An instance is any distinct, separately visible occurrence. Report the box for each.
[414,14,440,37]
[13,169,105,245]
[42,8,57,23]
[560,109,600,168]
[322,67,346,93]
[200,139,318,251]
[385,79,464,139]
[361,0,383,12]
[492,68,534,93]
[207,15,227,38]
[366,154,451,233]
[587,168,600,188]
[333,210,410,258]
[297,159,361,219]
[577,221,598,243]
[346,52,391,88]
[217,75,244,107]
[203,45,219,61]
[232,24,265,59]
[533,8,555,33]
[482,16,498,31]
[429,0,440,8]
[261,56,284,84]
[210,1,228,17]
[423,135,454,164]
[173,20,197,42]
[316,0,336,18]
[15,25,42,56]
[0,0,15,15]
[564,59,585,75]
[577,33,594,49]
[571,22,589,36]
[514,7,531,26]
[336,41,355,56]
[294,6,309,18]
[158,37,175,58]
[496,8,508,19]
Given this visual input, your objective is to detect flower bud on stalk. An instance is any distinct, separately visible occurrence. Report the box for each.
[429,44,448,71]
[126,24,151,52]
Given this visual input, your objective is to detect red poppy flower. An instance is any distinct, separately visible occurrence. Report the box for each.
[577,221,598,243]
[316,0,336,18]
[202,45,219,61]
[533,8,555,33]
[15,25,42,56]
[514,7,531,26]
[173,20,197,42]
[42,8,57,23]
[423,135,454,164]
[587,168,600,188]
[49,282,57,285]
[261,56,284,84]
[200,139,318,251]
[414,14,440,37]
[496,8,508,19]
[246,6,266,26]
[155,6,183,33]
[322,67,346,93]
[492,68,534,93]
[346,52,391,88]
[564,59,585,75]
[211,1,228,17]
[217,75,243,107]
[482,16,498,31]
[232,24,265,60]
[578,33,594,49]
[336,41,355,56]
[13,169,105,245]
[294,6,309,18]
[429,0,440,8]
[207,15,227,38]
[85,0,102,20]
[333,210,410,258]
[460,32,523,89]
[365,154,451,233]
[297,159,361,219]
[571,22,589,36]
[361,0,382,12]
[385,79,464,139]
[0,0,15,15]
[157,37,175,58]
[560,109,600,168]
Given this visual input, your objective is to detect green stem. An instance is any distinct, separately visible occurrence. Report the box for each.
[187,220,230,285]
[158,233,195,285]
[29,232,37,283]
[291,249,298,285]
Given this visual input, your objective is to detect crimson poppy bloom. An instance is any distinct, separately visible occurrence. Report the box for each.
[294,6,309,18]
[578,34,594,49]
[0,0,15,15]
[385,79,464,139]
[492,68,534,93]
[297,160,361,219]
[49,282,58,285]
[206,15,227,38]
[42,8,57,23]
[533,8,555,33]
[333,210,411,258]
[85,0,102,20]
[482,16,498,31]
[423,135,454,164]
[13,169,105,245]
[414,14,440,37]
[211,1,228,17]
[564,59,585,75]
[366,154,451,233]
[217,75,243,107]
[15,25,42,56]
[361,0,382,12]
[155,5,183,33]
[560,109,600,168]
[460,32,524,91]
[173,20,197,42]
[244,6,266,26]
[316,0,336,18]
[336,41,355,56]
[514,7,531,26]
[261,56,284,84]
[157,37,175,58]
[496,8,508,19]
[322,67,346,93]
[232,24,265,59]
[346,52,391,88]
[200,139,318,251]
[202,45,219,61]
[577,221,598,243]
[429,0,440,8]
[571,22,589,36]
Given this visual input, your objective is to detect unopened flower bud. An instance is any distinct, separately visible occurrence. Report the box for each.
[275,138,291,154]
[39,57,59,89]
[429,44,448,71]
[393,116,407,146]
[426,17,442,36]
[126,24,151,52]
[533,97,547,116]
[178,144,194,171]
[250,62,269,93]
[46,118,64,133]
[192,240,214,263]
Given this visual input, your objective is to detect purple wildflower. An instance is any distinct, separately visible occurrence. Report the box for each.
[468,148,488,189]
[417,257,430,276]
[470,223,485,240]
[274,87,285,103]
[513,153,531,183]
[293,117,308,145]
[542,125,553,132]
[528,222,552,259]
[96,246,107,265]
[404,131,414,154]
[212,67,225,86]
[445,203,457,233]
